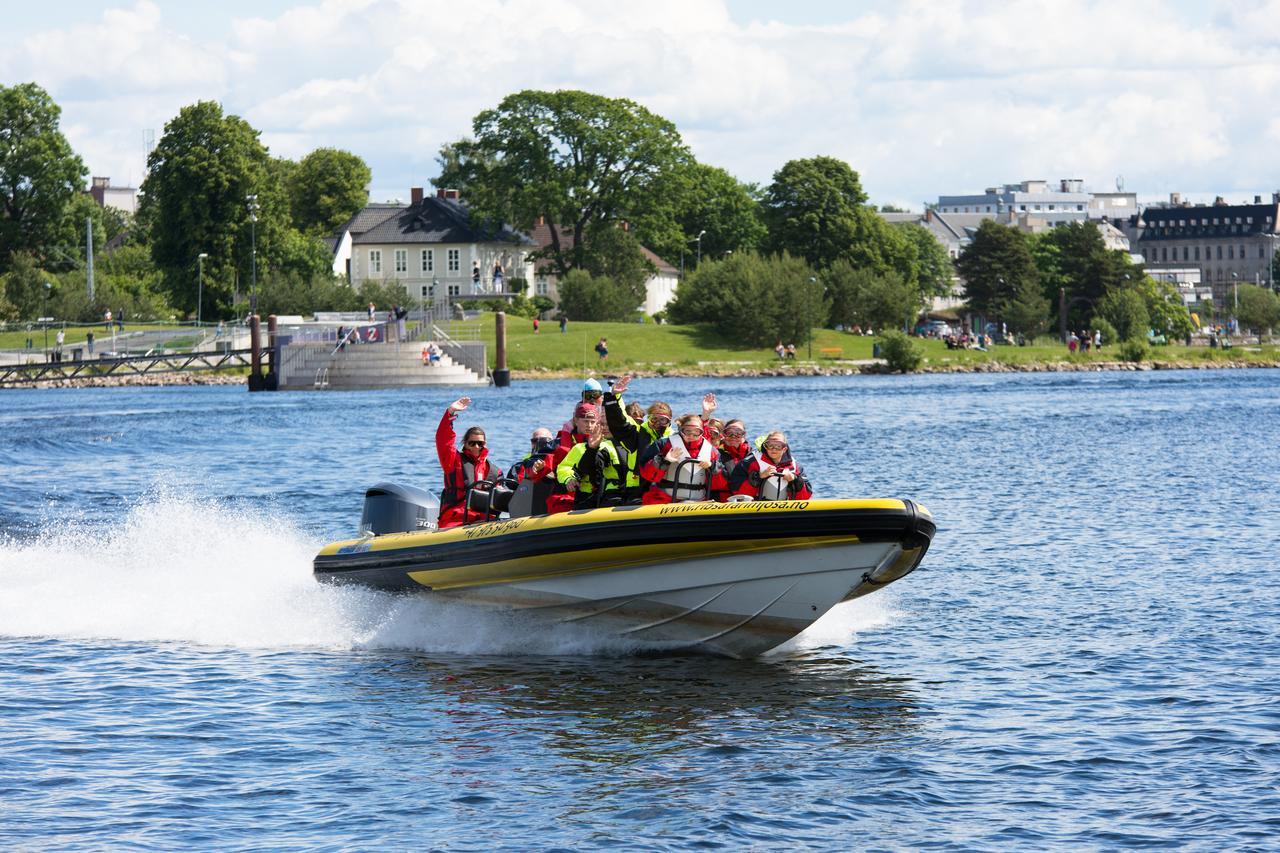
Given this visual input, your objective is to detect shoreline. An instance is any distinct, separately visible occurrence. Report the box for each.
[5,358,1278,389]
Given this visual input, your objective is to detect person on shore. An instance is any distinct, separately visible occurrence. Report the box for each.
[775,341,785,360]
[557,417,625,509]
[103,309,112,332]
[86,330,95,355]
[533,317,540,333]
[54,328,65,362]
[435,396,501,528]
[1068,332,1079,353]
[595,337,609,362]
[1094,329,1102,349]
[732,431,812,502]
[637,413,722,505]
[559,315,568,333]
[367,302,376,321]
[785,343,796,360]
[493,261,504,291]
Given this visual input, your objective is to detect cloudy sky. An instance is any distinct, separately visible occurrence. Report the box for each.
[5,0,1279,209]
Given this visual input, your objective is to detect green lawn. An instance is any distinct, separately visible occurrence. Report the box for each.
[465,317,1279,373]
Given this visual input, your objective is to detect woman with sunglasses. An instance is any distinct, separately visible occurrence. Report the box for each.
[435,396,503,527]
[601,375,673,503]
[731,430,812,502]
[637,413,724,505]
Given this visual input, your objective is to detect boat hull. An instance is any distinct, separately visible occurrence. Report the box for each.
[314,499,934,658]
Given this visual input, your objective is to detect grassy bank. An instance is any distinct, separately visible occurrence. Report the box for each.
[0,324,192,350]
[466,318,1280,374]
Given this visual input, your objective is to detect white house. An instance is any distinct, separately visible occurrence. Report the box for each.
[328,188,536,303]
[527,219,680,317]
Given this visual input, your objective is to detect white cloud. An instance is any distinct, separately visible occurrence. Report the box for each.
[6,0,1280,206]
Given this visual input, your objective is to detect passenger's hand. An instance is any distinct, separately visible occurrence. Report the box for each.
[612,375,631,395]
[665,446,685,463]
[701,393,717,415]
[759,464,776,479]
[697,459,712,471]
[565,477,579,492]
[531,459,545,474]
[781,469,796,482]
[449,396,471,412]
[586,422,603,448]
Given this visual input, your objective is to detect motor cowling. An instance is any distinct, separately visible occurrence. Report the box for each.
[360,482,439,535]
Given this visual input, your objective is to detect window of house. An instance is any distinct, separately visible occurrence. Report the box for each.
[1161,247,1168,261]
[1183,247,1189,261]
[447,249,460,272]
[421,285,429,297]
[1020,205,1027,211]
[421,249,433,273]
[369,249,382,274]
[448,283,460,297]
[1261,246,1267,259]
[1034,205,1041,211]
[1247,217,1253,224]
[1217,246,1223,259]
[1077,205,1084,211]
[1048,205,1055,211]
[535,280,549,296]
[1239,244,1245,259]
[1228,245,1234,259]
[1212,218,1219,225]
[394,249,407,274]
[1194,247,1200,260]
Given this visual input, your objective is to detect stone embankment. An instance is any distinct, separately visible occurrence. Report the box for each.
[513,359,1280,380]
[10,372,247,390]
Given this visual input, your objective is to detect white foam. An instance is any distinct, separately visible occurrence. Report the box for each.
[768,592,904,656]
[0,494,632,656]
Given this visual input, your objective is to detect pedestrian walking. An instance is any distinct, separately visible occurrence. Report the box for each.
[595,337,609,362]
[86,331,95,355]
[533,317,540,333]
[559,315,568,333]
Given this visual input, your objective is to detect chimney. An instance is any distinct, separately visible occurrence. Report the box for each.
[411,187,423,205]
[1255,195,1262,204]
[439,188,460,200]
[535,215,545,226]
[1214,195,1226,206]
[925,208,933,222]
[1170,192,1181,206]
[436,188,446,199]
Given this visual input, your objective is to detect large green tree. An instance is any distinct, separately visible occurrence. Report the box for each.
[639,161,765,270]
[823,261,917,333]
[288,147,371,235]
[1034,221,1137,329]
[668,251,824,347]
[142,101,290,317]
[956,221,1042,323]
[763,156,867,269]
[1098,287,1149,342]
[896,222,954,300]
[435,90,690,278]
[0,83,87,272]
[1234,283,1280,342]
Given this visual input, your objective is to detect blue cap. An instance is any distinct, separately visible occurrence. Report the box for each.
[582,378,603,393]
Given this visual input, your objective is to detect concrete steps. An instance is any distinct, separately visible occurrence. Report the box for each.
[278,342,487,390]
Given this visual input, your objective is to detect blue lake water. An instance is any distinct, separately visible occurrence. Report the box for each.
[2,370,1279,849]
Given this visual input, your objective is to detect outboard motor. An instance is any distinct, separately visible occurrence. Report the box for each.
[360,482,440,535]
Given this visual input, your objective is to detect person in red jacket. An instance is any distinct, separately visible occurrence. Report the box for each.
[547,402,599,513]
[435,396,502,528]
[711,418,753,502]
[637,414,724,504]
[732,430,812,502]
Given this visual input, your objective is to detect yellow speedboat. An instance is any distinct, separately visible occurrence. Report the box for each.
[315,485,935,658]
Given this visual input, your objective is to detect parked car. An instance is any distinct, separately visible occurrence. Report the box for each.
[923,320,952,337]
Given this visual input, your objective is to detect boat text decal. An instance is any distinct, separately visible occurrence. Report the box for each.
[461,518,526,539]
[657,501,809,515]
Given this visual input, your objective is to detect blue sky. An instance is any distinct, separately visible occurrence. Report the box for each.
[4,1,1278,210]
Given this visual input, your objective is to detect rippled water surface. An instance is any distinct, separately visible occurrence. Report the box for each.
[2,371,1279,849]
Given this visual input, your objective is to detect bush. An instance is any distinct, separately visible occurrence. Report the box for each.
[879,329,924,372]
[1099,288,1149,342]
[1118,337,1147,363]
[1088,316,1118,349]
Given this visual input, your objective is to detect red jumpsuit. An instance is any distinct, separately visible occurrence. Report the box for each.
[435,408,499,528]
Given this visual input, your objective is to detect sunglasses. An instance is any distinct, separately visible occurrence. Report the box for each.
[582,391,602,400]
[466,440,486,448]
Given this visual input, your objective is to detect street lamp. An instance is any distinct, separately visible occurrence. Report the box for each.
[1231,271,1239,334]
[246,194,259,314]
[42,281,52,360]
[807,276,817,359]
[196,253,208,327]
[696,230,706,266]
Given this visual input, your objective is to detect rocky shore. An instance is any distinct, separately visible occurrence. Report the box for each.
[9,371,248,390]
[513,358,1280,380]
